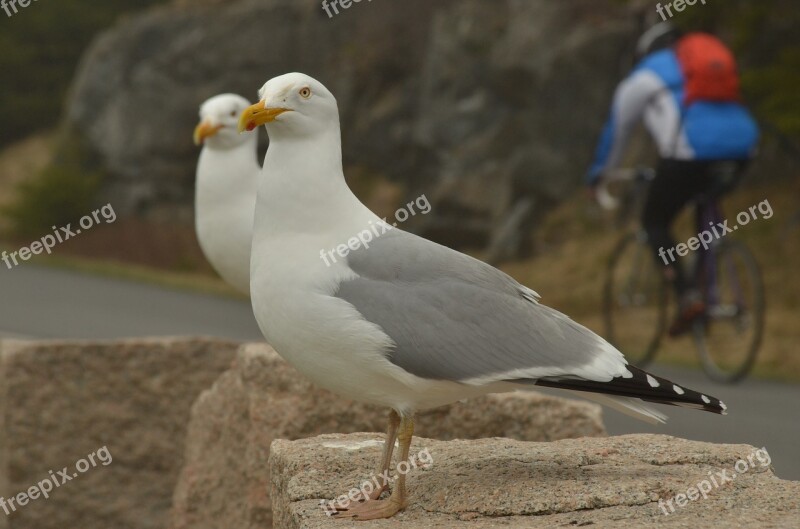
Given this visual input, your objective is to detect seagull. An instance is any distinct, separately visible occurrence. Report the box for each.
[193,93,260,294]
[238,73,727,521]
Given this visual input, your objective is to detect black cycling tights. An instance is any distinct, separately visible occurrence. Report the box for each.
[642,158,746,297]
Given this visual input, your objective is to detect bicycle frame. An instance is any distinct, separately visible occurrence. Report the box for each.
[603,167,763,382]
[695,199,746,319]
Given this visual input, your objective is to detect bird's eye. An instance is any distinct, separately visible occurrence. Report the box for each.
[299,87,312,99]
[230,110,238,117]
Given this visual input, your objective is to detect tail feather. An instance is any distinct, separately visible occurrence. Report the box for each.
[575,392,668,425]
[531,365,727,416]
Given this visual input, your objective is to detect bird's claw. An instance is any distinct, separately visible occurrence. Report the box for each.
[332,497,405,521]
[331,484,387,510]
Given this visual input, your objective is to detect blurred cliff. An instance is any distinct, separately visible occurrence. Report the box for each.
[58,0,632,246]
[1,0,798,253]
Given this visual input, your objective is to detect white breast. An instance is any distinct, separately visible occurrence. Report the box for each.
[195,145,259,294]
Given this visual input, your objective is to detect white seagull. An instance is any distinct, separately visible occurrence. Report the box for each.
[238,73,727,521]
[193,93,260,294]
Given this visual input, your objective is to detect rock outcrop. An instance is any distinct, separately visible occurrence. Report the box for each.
[3,337,797,528]
[271,433,800,528]
[66,0,634,247]
[0,338,240,529]
[168,343,606,529]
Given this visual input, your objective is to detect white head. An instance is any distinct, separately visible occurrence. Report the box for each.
[194,94,255,149]
[237,73,339,140]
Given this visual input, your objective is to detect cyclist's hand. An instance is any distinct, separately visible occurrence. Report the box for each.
[587,175,604,203]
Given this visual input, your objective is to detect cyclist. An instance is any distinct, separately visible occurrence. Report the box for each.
[586,22,760,336]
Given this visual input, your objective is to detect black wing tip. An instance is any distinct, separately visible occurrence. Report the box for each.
[533,364,728,415]
[627,365,728,415]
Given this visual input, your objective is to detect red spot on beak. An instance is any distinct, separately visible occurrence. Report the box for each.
[246,122,257,132]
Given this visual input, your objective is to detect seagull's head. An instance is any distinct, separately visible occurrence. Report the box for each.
[194,94,254,148]
[238,73,338,139]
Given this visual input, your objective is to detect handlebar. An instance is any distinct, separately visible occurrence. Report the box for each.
[596,168,656,211]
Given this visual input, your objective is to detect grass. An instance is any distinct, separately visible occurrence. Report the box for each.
[2,131,105,238]
[0,132,56,232]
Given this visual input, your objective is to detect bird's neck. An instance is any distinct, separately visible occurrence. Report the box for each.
[255,126,373,238]
[198,135,259,187]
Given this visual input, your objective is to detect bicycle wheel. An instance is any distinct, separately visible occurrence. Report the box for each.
[603,232,668,366]
[694,240,764,383]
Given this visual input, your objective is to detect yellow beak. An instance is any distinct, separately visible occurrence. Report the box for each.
[238,100,291,133]
[193,120,223,146]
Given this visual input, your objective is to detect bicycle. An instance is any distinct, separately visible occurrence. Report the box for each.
[600,167,765,383]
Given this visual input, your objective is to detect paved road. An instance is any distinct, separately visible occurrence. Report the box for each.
[0,264,263,341]
[1,265,798,480]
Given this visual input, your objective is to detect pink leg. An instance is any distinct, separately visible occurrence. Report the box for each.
[333,409,400,509]
[334,413,414,521]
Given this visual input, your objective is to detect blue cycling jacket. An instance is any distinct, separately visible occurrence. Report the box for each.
[586,48,760,185]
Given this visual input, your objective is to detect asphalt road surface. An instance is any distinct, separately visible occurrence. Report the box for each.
[1,264,798,480]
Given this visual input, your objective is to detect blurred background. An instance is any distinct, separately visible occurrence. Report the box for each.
[0,0,798,487]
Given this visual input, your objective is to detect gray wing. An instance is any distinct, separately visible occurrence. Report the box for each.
[335,228,617,383]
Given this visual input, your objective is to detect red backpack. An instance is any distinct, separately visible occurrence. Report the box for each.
[675,33,741,106]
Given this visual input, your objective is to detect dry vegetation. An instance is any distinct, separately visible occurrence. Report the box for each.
[500,176,800,382]
[0,132,56,230]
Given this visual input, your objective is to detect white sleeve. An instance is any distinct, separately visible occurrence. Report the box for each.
[605,70,666,170]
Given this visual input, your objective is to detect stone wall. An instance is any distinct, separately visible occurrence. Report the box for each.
[168,343,606,529]
[270,433,800,528]
[0,338,239,529]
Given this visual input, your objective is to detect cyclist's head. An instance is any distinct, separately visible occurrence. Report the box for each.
[635,22,682,61]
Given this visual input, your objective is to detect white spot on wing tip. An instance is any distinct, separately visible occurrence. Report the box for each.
[646,374,659,388]
[701,395,711,404]
[720,401,727,411]
[673,384,685,395]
